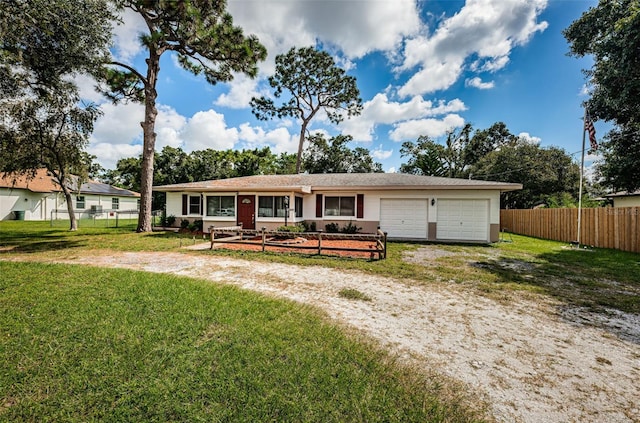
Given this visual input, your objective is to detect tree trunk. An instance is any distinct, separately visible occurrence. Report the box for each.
[137,50,160,232]
[295,120,309,174]
[59,177,78,231]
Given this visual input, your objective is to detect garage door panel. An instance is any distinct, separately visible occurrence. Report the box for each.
[380,199,428,239]
[437,199,488,241]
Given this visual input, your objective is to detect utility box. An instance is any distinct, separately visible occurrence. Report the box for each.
[90,205,103,216]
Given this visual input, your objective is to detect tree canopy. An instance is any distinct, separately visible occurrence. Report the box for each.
[302,134,383,174]
[564,0,640,191]
[399,122,583,208]
[104,146,296,210]
[250,46,362,173]
[0,0,114,230]
[106,0,267,232]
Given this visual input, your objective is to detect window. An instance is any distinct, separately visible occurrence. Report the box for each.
[258,196,288,217]
[206,196,235,216]
[112,197,119,210]
[324,196,355,216]
[295,197,303,218]
[189,195,201,214]
[76,196,85,209]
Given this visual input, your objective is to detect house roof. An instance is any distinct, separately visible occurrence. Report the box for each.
[604,190,640,198]
[0,169,140,197]
[154,173,522,193]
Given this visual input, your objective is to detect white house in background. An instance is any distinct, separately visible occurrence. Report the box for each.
[604,191,640,208]
[0,169,140,221]
[154,173,522,243]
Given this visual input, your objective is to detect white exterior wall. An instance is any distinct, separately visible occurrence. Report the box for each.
[613,197,640,208]
[164,188,503,241]
[1,188,138,221]
[0,188,63,221]
[330,189,501,224]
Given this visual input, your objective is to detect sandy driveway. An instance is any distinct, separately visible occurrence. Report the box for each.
[60,249,639,423]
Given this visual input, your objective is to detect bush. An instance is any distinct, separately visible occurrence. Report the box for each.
[188,220,203,232]
[325,222,340,233]
[277,224,304,233]
[166,214,176,227]
[341,221,361,234]
[180,219,190,229]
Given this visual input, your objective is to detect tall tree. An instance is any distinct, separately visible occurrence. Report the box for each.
[302,134,382,173]
[399,124,473,178]
[250,46,363,173]
[470,142,580,209]
[0,97,100,230]
[0,0,114,230]
[564,0,640,191]
[106,0,266,232]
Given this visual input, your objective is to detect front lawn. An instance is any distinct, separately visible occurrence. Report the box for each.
[0,261,485,422]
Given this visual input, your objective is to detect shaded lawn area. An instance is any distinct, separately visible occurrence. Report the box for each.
[0,261,486,423]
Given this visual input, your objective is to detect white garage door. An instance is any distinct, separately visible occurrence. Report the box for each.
[436,199,488,241]
[379,199,428,239]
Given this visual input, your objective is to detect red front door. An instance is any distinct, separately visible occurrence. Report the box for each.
[237,195,255,229]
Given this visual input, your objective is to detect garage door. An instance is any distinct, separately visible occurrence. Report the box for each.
[436,199,488,241]
[380,199,428,239]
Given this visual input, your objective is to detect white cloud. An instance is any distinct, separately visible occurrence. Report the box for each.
[215,74,261,109]
[389,114,466,142]
[181,110,239,151]
[371,145,393,160]
[342,93,466,142]
[397,0,548,96]
[518,132,541,144]
[92,102,144,147]
[155,106,188,150]
[111,8,147,62]
[465,77,495,90]
[228,0,421,64]
[237,124,298,154]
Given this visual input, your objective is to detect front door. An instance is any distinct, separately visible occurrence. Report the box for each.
[237,195,255,229]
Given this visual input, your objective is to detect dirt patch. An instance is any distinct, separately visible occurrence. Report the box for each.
[32,250,640,422]
[211,237,382,259]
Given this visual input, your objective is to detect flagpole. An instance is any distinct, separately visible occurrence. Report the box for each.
[577,108,587,248]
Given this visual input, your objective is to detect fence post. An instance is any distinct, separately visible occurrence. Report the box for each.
[209,226,215,250]
[261,227,266,252]
[318,229,323,255]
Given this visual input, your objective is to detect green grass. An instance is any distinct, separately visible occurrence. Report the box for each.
[338,288,373,302]
[0,220,204,255]
[1,221,638,314]
[0,261,485,422]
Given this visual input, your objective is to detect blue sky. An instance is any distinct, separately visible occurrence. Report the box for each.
[83,0,603,175]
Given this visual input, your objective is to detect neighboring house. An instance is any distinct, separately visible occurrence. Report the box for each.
[0,169,140,221]
[604,190,640,208]
[154,173,522,243]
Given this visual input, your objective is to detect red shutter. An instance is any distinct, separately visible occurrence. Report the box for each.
[200,195,204,215]
[182,194,188,215]
[316,194,323,218]
[357,194,364,219]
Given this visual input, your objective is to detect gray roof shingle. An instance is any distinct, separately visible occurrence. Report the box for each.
[154,173,522,192]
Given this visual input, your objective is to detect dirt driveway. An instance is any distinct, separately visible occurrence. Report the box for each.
[61,248,639,423]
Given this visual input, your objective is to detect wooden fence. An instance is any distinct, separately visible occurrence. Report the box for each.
[209,225,388,260]
[500,207,640,253]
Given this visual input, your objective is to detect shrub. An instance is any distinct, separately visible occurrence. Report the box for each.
[325,222,340,233]
[341,221,361,234]
[180,219,190,229]
[277,224,304,233]
[166,214,176,227]
[188,220,203,232]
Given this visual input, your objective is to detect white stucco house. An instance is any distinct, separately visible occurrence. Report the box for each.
[154,173,522,243]
[604,191,640,208]
[0,169,140,221]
